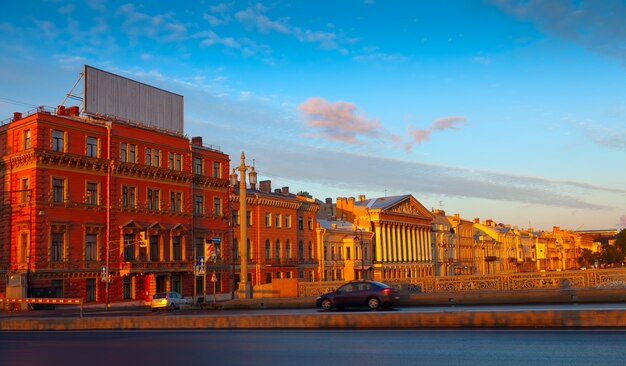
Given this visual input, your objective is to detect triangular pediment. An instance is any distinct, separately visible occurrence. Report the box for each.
[384,195,433,219]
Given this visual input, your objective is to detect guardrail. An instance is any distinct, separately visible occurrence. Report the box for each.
[298,268,626,297]
[0,298,83,317]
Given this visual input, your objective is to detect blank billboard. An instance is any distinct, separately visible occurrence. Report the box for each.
[83,65,183,133]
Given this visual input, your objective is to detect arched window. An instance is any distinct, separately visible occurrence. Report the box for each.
[298,241,304,260]
[275,240,281,260]
[285,240,291,259]
[308,241,313,259]
[265,239,270,260]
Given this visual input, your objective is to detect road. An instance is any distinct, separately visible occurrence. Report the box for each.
[4,302,626,319]
[2,329,626,366]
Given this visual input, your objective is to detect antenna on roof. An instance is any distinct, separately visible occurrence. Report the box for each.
[59,71,84,110]
[439,201,444,210]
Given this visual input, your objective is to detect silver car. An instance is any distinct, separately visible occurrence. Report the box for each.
[151,291,187,311]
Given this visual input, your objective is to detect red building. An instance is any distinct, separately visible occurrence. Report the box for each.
[0,106,231,305]
[230,180,319,287]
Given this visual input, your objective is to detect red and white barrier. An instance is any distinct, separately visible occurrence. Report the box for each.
[0,298,83,317]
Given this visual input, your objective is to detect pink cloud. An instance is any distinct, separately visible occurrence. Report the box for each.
[405,116,467,151]
[299,97,382,144]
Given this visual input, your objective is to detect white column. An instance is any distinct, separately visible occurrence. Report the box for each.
[375,224,383,262]
[390,224,397,262]
[382,223,389,262]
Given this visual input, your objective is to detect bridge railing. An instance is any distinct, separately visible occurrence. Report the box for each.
[298,268,626,296]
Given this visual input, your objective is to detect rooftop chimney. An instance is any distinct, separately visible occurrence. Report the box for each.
[281,187,289,194]
[191,136,203,146]
[13,112,22,121]
[259,180,271,193]
[358,195,366,202]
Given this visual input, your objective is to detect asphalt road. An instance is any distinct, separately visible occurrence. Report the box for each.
[2,329,626,366]
[4,302,626,319]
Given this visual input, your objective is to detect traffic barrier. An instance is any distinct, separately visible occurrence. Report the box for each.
[0,298,83,317]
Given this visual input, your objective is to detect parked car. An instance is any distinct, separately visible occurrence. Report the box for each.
[151,291,187,311]
[316,280,400,311]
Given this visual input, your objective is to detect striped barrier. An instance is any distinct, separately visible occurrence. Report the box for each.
[0,298,83,317]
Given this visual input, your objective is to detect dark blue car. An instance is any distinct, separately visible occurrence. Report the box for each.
[316,280,400,311]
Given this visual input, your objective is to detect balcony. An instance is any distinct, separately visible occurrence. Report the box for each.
[117,260,192,274]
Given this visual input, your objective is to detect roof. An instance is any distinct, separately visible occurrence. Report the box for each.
[355,195,411,210]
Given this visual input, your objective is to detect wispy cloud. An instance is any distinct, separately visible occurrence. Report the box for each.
[580,123,626,151]
[406,116,467,150]
[116,4,189,43]
[299,97,385,144]
[234,4,345,53]
[492,0,626,64]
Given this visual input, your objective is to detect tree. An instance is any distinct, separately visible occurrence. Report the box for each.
[615,229,626,255]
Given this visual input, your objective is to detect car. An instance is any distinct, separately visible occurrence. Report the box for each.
[316,280,400,311]
[151,291,187,311]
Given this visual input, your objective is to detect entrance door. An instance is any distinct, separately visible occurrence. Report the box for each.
[156,276,167,293]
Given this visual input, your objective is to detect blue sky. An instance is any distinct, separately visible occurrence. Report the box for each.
[1,0,625,231]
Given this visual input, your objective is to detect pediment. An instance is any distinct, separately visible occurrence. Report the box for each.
[384,196,433,219]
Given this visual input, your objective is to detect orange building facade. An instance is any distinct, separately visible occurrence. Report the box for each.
[230,181,319,287]
[0,107,231,305]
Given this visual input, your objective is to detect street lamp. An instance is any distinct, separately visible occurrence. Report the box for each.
[229,152,257,299]
[353,228,364,280]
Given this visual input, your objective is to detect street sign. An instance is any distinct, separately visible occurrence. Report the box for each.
[196,265,205,276]
[212,237,221,243]
[197,256,205,266]
[101,265,107,282]
[210,272,217,283]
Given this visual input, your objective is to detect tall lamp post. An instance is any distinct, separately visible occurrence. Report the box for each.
[229,152,257,299]
[354,228,364,280]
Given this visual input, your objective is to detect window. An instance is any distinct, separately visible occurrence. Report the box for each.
[172,275,183,294]
[265,272,272,284]
[123,234,135,261]
[194,195,204,215]
[275,240,281,260]
[308,218,313,230]
[265,240,271,260]
[51,130,64,152]
[168,152,174,169]
[195,237,204,260]
[232,210,239,226]
[122,276,132,299]
[149,235,159,261]
[246,211,251,226]
[85,234,97,261]
[285,240,291,259]
[172,236,182,261]
[298,241,304,260]
[147,188,160,211]
[175,153,182,170]
[86,279,96,302]
[213,162,221,178]
[86,182,98,205]
[286,215,291,228]
[298,216,303,230]
[23,129,31,149]
[51,233,64,262]
[145,148,152,166]
[233,239,239,260]
[20,178,29,203]
[213,197,221,217]
[275,214,281,228]
[122,186,136,208]
[153,149,160,167]
[308,242,313,259]
[129,144,136,163]
[19,232,28,263]
[196,276,203,293]
[194,157,203,175]
[52,280,63,298]
[52,178,65,203]
[86,136,98,157]
[120,143,127,162]
[346,247,351,260]
[170,191,182,213]
[265,212,271,227]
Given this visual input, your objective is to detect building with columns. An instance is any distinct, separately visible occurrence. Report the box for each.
[336,195,435,281]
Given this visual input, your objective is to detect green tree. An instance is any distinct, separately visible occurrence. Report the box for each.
[615,229,626,255]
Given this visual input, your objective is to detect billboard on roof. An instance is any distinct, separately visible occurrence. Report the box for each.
[83,65,183,133]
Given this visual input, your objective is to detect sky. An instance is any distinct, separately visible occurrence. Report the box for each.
[0,0,625,231]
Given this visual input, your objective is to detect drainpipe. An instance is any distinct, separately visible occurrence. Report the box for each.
[105,121,112,309]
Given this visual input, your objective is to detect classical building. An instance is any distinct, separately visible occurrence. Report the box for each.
[230,180,319,287]
[0,107,230,305]
[336,195,435,280]
[431,210,456,277]
[316,219,373,281]
[447,213,475,275]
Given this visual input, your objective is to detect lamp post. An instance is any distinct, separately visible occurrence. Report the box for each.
[229,152,257,299]
[354,228,364,280]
